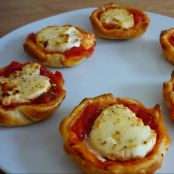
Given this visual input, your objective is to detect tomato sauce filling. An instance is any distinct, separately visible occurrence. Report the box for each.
[0,61,64,109]
[28,33,94,59]
[72,104,103,140]
[102,23,119,30]
[120,102,156,130]
[169,35,174,46]
[72,102,156,140]
[129,9,146,25]
[71,102,156,167]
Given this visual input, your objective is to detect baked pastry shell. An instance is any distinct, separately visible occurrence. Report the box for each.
[23,25,95,67]
[60,93,170,174]
[90,3,150,39]
[163,70,174,120]
[0,64,66,127]
[160,28,174,64]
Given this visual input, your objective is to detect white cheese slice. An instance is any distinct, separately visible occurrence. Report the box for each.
[0,63,51,105]
[100,8,134,29]
[89,104,156,161]
[36,26,83,52]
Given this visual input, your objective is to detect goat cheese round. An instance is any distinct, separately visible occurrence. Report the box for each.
[36,26,83,52]
[89,104,156,161]
[100,8,134,29]
[0,63,51,105]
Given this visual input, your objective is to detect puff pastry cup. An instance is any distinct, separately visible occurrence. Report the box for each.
[60,94,170,174]
[23,25,95,67]
[0,61,66,126]
[163,70,174,120]
[160,28,174,64]
[90,3,150,39]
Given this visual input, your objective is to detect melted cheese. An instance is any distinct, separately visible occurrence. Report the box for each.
[0,63,51,105]
[36,26,83,52]
[89,104,156,161]
[100,8,134,29]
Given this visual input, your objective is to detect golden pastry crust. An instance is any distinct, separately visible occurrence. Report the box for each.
[23,25,95,67]
[60,94,170,174]
[90,3,150,39]
[160,28,174,64]
[163,71,174,120]
[0,61,66,126]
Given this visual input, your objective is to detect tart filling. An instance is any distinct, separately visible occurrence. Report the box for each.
[90,3,149,39]
[36,26,83,52]
[0,61,64,108]
[24,25,95,67]
[89,104,156,161]
[0,63,51,105]
[72,101,157,162]
[100,8,134,29]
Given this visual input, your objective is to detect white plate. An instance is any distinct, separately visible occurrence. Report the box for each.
[0,8,174,174]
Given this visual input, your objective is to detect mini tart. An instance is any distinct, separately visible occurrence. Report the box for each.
[163,70,174,120]
[0,61,66,126]
[90,3,150,39]
[160,28,174,64]
[60,94,170,174]
[23,25,95,67]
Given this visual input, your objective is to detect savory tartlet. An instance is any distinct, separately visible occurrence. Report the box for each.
[23,25,95,67]
[60,93,170,174]
[163,70,174,120]
[0,61,66,126]
[90,3,150,39]
[160,28,174,64]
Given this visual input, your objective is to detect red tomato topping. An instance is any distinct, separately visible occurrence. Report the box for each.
[1,61,23,77]
[39,65,49,77]
[33,92,57,104]
[72,102,156,140]
[34,66,64,102]
[123,103,156,130]
[28,33,36,43]
[133,13,145,25]
[64,45,94,59]
[72,104,103,140]
[86,45,95,57]
[49,71,64,86]
[169,35,174,46]
[64,46,85,58]
[103,23,116,30]
[129,9,145,25]
[40,66,64,93]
